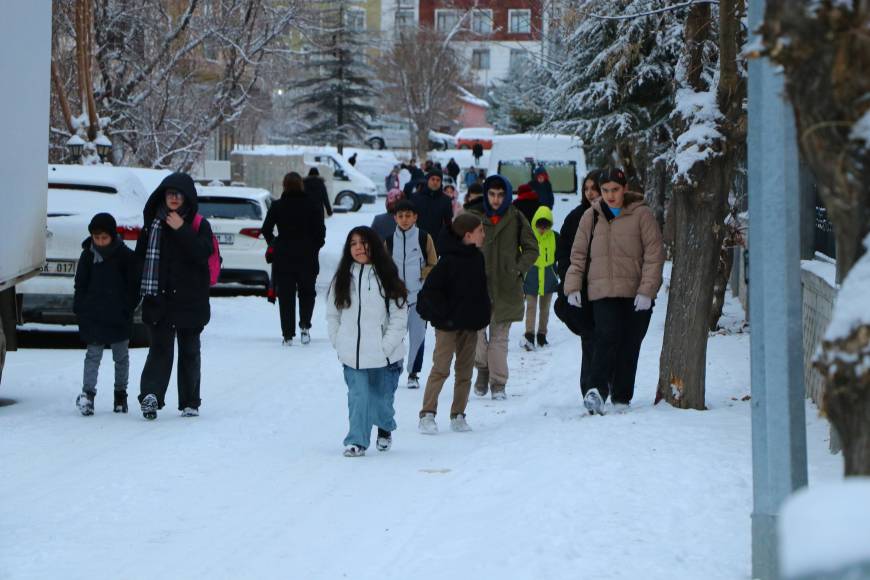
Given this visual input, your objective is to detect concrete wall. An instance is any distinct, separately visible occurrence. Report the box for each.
[800,263,837,407]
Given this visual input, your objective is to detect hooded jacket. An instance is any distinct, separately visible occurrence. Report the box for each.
[303,175,332,218]
[468,175,540,323]
[528,167,555,208]
[410,185,453,253]
[135,172,214,328]
[523,205,560,296]
[74,236,138,344]
[563,193,665,301]
[512,184,541,224]
[326,263,408,370]
[416,229,491,331]
[262,188,326,279]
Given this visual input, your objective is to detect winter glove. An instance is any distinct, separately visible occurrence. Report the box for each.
[567,291,583,308]
[634,294,652,312]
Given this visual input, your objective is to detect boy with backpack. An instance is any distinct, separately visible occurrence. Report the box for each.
[522,205,560,350]
[416,213,490,433]
[388,200,438,388]
[73,213,139,415]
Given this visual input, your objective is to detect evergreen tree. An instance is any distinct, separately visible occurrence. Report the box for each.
[487,59,552,133]
[291,0,376,153]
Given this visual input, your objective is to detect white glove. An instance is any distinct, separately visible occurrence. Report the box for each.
[634,294,652,311]
[567,292,583,308]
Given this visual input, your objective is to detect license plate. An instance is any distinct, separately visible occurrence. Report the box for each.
[42,260,77,276]
[216,233,235,246]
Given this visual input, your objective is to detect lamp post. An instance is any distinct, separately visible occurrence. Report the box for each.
[94,133,112,164]
[66,134,85,163]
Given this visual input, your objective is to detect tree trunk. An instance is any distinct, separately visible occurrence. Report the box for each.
[763,1,870,475]
[709,242,735,331]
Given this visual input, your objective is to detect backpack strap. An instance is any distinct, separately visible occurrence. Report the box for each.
[582,211,599,290]
[385,233,394,254]
[192,213,203,232]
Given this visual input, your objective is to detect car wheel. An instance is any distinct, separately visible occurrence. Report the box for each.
[335,190,362,212]
[131,323,151,348]
[367,138,385,150]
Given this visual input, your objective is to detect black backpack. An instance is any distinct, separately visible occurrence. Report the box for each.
[554,211,598,336]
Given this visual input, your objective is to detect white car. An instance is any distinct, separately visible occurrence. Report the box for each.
[17,165,171,343]
[195,185,271,288]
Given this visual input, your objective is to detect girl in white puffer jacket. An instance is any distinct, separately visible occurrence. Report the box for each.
[327,226,409,457]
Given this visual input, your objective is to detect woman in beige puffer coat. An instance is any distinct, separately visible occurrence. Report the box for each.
[563,168,665,414]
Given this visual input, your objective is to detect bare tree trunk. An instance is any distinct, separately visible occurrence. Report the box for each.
[51,60,75,134]
[709,245,734,331]
[657,0,745,409]
[763,0,870,475]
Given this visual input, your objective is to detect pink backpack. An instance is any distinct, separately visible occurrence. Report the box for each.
[192,214,221,286]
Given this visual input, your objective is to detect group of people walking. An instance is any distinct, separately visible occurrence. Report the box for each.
[72,160,664,460]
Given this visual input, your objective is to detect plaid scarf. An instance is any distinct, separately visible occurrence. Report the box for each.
[140,204,186,298]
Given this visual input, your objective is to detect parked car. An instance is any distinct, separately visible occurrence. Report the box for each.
[364,117,454,151]
[487,134,587,196]
[17,165,172,345]
[196,185,271,289]
[455,127,495,150]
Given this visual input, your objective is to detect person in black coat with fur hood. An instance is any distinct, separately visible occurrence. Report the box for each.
[73,213,139,415]
[135,172,215,420]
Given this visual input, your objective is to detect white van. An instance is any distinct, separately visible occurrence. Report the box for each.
[487,134,587,196]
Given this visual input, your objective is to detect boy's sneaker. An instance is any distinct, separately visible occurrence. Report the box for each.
[536,333,549,347]
[450,414,472,432]
[76,392,95,416]
[584,388,605,416]
[406,374,420,389]
[113,391,128,413]
[376,429,392,452]
[473,371,489,397]
[300,329,311,345]
[611,402,631,414]
[141,394,158,420]
[282,337,293,347]
[521,332,536,351]
[491,389,507,401]
[343,445,365,457]
[418,412,438,435]
[181,407,199,417]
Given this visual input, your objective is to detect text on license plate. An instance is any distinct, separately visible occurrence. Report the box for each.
[216,233,235,245]
[42,260,77,276]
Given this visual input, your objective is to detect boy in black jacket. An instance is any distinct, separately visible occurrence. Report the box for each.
[416,213,490,434]
[73,213,139,415]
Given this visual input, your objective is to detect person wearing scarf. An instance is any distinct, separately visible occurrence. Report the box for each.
[135,172,215,420]
[465,174,539,400]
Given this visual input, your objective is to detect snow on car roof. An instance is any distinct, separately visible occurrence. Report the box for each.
[196,185,271,200]
[489,134,585,162]
[455,127,495,139]
[48,164,171,198]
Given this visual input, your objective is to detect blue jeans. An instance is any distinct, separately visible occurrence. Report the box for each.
[342,362,402,449]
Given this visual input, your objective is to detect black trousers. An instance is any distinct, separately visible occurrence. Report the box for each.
[139,322,203,410]
[276,271,317,339]
[580,333,595,392]
[587,297,653,404]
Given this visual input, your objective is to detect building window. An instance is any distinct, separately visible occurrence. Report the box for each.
[346,8,366,32]
[397,0,414,6]
[508,9,532,34]
[396,8,415,30]
[472,49,490,70]
[435,9,461,33]
[509,49,528,70]
[471,9,493,34]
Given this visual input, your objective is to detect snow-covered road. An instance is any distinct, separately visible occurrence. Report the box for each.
[0,201,842,580]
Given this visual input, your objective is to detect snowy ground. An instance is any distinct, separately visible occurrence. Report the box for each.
[0,199,842,580]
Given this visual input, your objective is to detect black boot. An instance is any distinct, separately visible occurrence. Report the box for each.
[522,332,536,351]
[113,391,128,413]
[536,333,548,347]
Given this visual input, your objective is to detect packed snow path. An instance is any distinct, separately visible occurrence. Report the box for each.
[1,202,841,579]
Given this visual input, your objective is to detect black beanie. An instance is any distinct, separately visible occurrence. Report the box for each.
[88,213,117,238]
[598,167,628,187]
[426,168,443,181]
[308,167,320,177]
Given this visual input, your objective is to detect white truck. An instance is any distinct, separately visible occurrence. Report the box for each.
[0,4,52,385]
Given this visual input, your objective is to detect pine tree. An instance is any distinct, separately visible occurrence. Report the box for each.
[542,0,685,194]
[291,0,377,153]
[487,59,552,133]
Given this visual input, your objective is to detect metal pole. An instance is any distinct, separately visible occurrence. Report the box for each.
[748,2,809,578]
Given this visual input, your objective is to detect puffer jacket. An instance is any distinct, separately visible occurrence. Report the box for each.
[523,205,560,296]
[389,225,437,304]
[563,193,665,301]
[326,263,408,370]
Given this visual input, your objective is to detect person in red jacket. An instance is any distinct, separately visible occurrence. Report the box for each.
[512,183,540,225]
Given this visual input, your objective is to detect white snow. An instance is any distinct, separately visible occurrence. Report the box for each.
[672,88,724,180]
[825,233,870,341]
[801,258,838,289]
[849,109,870,151]
[457,85,490,109]
[779,478,870,578]
[0,198,843,579]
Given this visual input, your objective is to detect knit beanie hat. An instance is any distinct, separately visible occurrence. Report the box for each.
[598,167,627,187]
[88,213,117,238]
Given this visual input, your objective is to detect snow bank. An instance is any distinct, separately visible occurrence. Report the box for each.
[825,234,870,342]
[801,258,838,289]
[672,89,723,180]
[779,478,870,579]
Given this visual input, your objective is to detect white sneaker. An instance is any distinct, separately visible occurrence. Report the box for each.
[376,429,392,452]
[282,338,293,347]
[450,415,472,432]
[181,407,199,417]
[418,412,438,435]
[343,445,365,457]
[406,375,420,389]
[611,402,631,414]
[584,388,605,415]
[491,390,507,401]
[300,330,311,345]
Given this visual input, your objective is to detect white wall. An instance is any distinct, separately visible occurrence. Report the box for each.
[0,4,52,290]
[460,41,542,87]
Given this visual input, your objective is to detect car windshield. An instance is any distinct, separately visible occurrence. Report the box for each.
[198,197,262,220]
[498,161,533,190]
[540,161,577,194]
